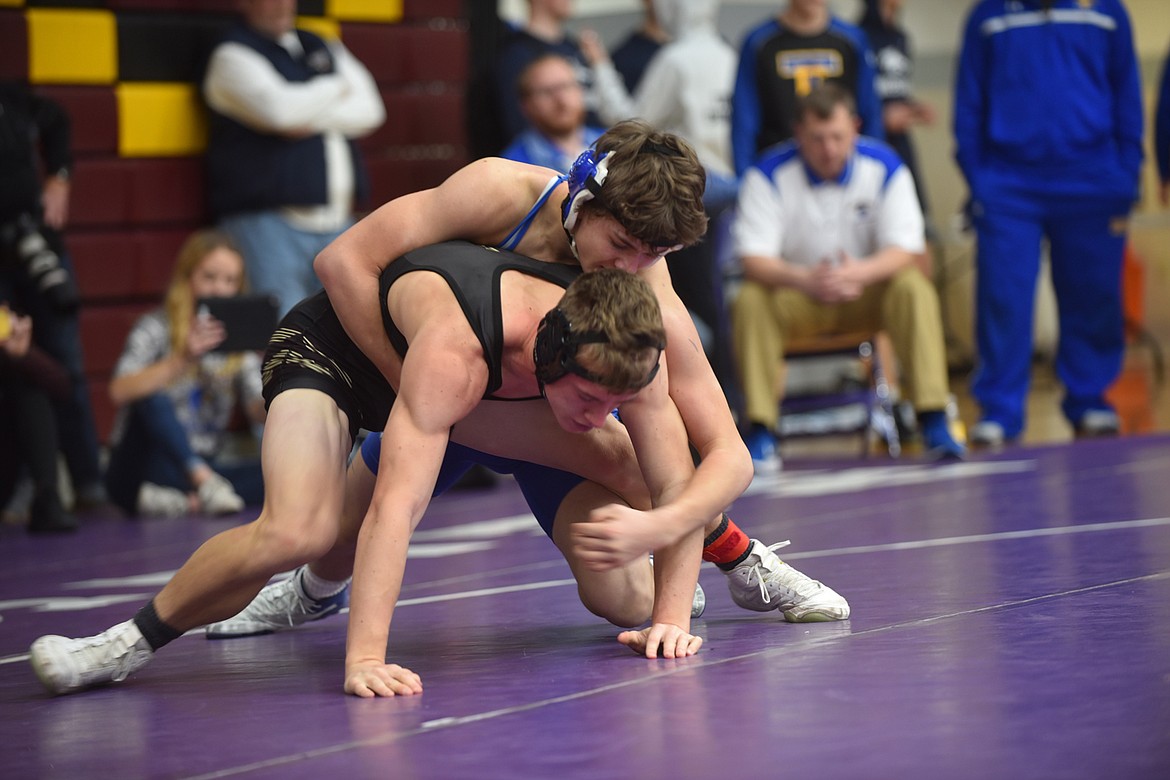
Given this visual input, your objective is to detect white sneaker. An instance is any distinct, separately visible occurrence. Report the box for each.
[725,540,850,622]
[136,482,189,517]
[197,473,244,515]
[691,581,706,619]
[29,620,154,695]
[205,567,349,638]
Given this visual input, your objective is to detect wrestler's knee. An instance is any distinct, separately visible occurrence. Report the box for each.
[247,507,339,568]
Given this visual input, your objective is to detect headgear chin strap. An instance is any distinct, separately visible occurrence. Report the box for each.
[562,149,611,236]
[533,307,662,395]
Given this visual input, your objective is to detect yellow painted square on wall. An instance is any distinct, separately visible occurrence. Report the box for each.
[297,16,340,41]
[27,9,117,85]
[326,0,403,23]
[116,82,208,158]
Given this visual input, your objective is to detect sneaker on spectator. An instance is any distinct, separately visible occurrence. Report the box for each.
[30,620,154,695]
[197,473,244,515]
[28,490,78,534]
[920,412,966,461]
[136,482,190,518]
[206,566,349,638]
[968,420,1007,449]
[1074,409,1120,438]
[744,426,782,475]
[725,539,850,622]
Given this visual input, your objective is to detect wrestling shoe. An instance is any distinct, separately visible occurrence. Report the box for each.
[205,567,349,638]
[30,620,153,695]
[725,540,850,622]
[691,581,706,619]
[648,554,706,619]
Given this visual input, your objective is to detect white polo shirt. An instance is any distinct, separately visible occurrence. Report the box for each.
[733,138,924,267]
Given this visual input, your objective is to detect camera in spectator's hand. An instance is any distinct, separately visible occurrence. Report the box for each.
[0,213,80,313]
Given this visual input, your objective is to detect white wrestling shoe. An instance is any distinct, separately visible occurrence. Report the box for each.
[691,581,706,619]
[205,566,349,639]
[725,540,850,622]
[30,620,154,695]
[648,554,706,619]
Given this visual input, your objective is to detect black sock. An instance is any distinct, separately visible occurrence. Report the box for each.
[133,600,183,651]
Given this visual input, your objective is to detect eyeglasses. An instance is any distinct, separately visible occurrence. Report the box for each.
[524,81,580,100]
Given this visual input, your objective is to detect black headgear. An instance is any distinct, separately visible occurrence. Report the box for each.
[533,308,663,394]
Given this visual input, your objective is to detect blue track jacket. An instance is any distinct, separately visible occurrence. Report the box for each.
[953,0,1142,214]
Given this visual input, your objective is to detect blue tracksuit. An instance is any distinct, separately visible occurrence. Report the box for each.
[953,0,1142,437]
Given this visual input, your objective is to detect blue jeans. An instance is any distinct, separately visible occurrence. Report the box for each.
[219,211,353,318]
[104,394,263,516]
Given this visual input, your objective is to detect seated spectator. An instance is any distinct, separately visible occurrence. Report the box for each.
[103,230,266,518]
[494,0,601,145]
[730,84,962,472]
[0,304,76,533]
[500,53,605,172]
[202,0,385,317]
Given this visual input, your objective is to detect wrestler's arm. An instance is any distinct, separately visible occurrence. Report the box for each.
[343,319,488,697]
[314,159,555,382]
[573,262,753,567]
[608,367,706,657]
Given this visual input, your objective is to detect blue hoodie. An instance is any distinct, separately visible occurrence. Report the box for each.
[953,0,1142,214]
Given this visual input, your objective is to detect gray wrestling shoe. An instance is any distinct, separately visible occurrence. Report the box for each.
[725,540,850,622]
[30,620,154,695]
[205,567,349,639]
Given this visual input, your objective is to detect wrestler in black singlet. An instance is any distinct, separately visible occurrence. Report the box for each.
[261,241,580,439]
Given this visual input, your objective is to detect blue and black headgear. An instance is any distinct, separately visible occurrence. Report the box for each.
[560,145,687,254]
[561,148,611,235]
[533,307,663,396]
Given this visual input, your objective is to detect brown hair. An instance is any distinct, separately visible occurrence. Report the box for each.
[794,82,857,124]
[583,120,708,249]
[559,268,665,393]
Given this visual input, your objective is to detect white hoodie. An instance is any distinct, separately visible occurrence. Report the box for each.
[592,0,736,177]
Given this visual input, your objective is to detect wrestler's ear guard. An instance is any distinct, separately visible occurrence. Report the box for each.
[562,149,611,234]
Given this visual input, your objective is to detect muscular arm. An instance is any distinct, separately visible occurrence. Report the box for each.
[344,316,487,697]
[314,159,557,381]
[574,262,752,577]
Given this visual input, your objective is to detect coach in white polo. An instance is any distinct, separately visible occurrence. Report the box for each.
[730,82,962,469]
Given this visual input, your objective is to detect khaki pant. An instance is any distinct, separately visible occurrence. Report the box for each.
[731,267,950,429]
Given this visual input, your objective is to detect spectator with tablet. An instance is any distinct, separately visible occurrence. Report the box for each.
[103,230,267,518]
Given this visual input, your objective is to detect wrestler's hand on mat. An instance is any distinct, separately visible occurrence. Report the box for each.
[617,623,702,659]
[344,660,423,698]
[572,504,673,571]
